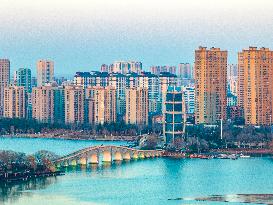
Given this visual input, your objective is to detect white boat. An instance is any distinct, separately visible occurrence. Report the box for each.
[217,154,229,159]
[228,154,238,160]
[240,154,251,158]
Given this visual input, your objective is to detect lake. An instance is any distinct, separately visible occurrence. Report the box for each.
[0,137,272,205]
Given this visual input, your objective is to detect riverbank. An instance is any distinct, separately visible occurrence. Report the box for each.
[163,149,273,159]
[1,133,139,142]
[1,135,272,158]
[211,148,273,155]
[0,171,64,184]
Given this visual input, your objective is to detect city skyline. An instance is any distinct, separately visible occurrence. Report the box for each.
[1,0,273,75]
[1,1,273,205]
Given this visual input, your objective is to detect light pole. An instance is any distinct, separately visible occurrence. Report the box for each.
[270,115,272,134]
[220,118,223,140]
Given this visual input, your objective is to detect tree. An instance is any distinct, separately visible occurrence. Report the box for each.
[269,140,273,150]
[139,135,158,150]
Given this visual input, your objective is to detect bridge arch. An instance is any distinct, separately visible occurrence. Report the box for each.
[113,151,122,161]
[102,150,111,162]
[54,145,164,167]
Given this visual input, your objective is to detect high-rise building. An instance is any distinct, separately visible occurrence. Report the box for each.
[53,86,65,124]
[228,76,238,97]
[182,85,195,115]
[0,59,10,116]
[126,72,141,88]
[16,68,32,119]
[177,63,194,87]
[194,46,227,124]
[108,64,114,73]
[150,66,160,75]
[95,72,109,87]
[163,86,185,144]
[12,71,18,85]
[227,64,238,80]
[86,86,116,124]
[100,64,109,72]
[74,72,95,88]
[32,86,54,123]
[109,73,126,117]
[64,85,84,124]
[150,65,176,75]
[178,63,191,79]
[113,61,142,74]
[159,72,177,114]
[237,52,245,109]
[227,93,237,107]
[37,60,54,86]
[31,77,37,88]
[74,71,109,88]
[54,77,68,86]
[227,64,238,97]
[146,72,160,114]
[227,106,244,122]
[3,86,26,119]
[125,87,148,125]
[129,61,142,74]
[126,72,160,115]
[17,68,32,93]
[113,61,129,74]
[238,47,273,125]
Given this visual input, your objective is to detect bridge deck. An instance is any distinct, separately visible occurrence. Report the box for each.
[54,145,164,163]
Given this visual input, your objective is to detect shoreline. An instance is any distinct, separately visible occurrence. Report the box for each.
[211,148,273,155]
[0,134,137,142]
[1,134,272,156]
[0,171,64,185]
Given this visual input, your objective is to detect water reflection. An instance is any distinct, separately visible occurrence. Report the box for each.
[1,158,273,205]
[0,177,58,204]
[59,161,134,174]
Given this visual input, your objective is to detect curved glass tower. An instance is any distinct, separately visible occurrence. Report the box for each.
[163,86,185,144]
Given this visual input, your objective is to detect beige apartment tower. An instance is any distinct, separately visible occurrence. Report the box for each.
[32,86,54,123]
[125,87,148,125]
[3,86,26,118]
[86,86,116,124]
[238,47,273,125]
[0,59,10,116]
[195,46,227,124]
[37,60,54,86]
[64,85,84,124]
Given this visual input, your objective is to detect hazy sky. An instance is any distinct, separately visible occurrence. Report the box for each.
[1,0,273,76]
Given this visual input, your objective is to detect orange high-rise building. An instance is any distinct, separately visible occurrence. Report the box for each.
[4,86,26,119]
[32,86,54,123]
[238,47,273,125]
[64,85,84,124]
[195,46,227,124]
[0,59,10,116]
[37,60,54,86]
[86,86,116,124]
[125,87,148,125]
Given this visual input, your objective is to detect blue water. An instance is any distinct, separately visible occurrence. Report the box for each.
[0,137,272,205]
[0,137,127,155]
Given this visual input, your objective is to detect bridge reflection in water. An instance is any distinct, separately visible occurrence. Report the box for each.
[54,146,164,167]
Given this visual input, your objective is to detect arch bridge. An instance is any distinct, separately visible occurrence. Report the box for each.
[54,145,164,167]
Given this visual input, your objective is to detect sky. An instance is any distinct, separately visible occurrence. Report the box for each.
[0,0,273,77]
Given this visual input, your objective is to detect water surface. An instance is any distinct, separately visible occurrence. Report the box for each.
[0,137,127,155]
[0,137,272,205]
